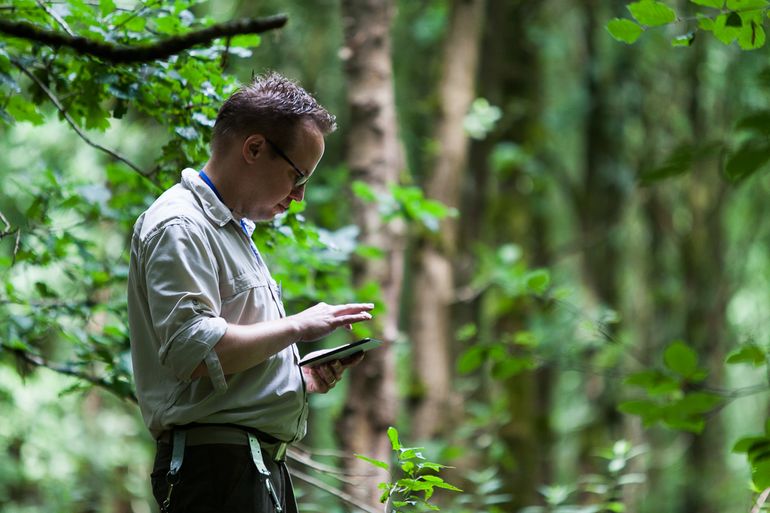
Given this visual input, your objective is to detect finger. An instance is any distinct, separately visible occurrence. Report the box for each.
[340,351,365,367]
[331,313,373,328]
[316,364,336,384]
[330,361,344,380]
[333,303,375,315]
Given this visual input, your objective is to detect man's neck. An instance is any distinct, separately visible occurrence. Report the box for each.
[202,157,250,220]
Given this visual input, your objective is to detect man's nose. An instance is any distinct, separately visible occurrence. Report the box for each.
[289,185,305,202]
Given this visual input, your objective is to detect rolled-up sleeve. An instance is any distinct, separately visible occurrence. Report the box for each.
[142,219,228,390]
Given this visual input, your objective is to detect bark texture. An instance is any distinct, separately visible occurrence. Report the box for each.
[337,0,404,507]
[410,0,485,441]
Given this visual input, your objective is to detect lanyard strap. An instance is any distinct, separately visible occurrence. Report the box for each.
[198,170,284,317]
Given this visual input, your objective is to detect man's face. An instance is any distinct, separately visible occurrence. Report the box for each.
[245,122,325,221]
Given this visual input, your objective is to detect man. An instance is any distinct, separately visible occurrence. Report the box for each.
[127,72,373,513]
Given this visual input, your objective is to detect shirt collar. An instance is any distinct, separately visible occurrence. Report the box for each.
[180,168,233,227]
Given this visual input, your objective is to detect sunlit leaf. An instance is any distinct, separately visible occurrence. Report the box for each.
[606,18,644,43]
[627,1,678,27]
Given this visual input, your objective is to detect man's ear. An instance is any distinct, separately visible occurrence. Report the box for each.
[242,134,266,163]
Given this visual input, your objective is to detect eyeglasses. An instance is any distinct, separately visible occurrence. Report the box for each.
[265,138,310,188]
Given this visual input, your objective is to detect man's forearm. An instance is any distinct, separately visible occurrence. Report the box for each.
[191,318,300,378]
[189,301,375,379]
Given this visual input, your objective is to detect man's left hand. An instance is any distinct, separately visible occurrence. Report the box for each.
[302,352,365,394]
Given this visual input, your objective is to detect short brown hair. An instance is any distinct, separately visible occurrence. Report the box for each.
[211,71,337,155]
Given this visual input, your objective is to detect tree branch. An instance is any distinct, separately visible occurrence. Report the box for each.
[1,342,138,403]
[288,467,382,513]
[751,487,770,513]
[11,57,156,184]
[0,15,287,64]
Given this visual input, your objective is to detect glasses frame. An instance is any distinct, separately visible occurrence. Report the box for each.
[265,138,310,188]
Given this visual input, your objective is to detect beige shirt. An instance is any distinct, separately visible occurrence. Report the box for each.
[127,168,308,442]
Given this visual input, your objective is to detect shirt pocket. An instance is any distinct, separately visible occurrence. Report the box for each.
[220,269,267,300]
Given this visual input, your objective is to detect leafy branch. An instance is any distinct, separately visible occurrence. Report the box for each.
[607,0,770,49]
[357,427,462,512]
[11,57,158,185]
[1,341,137,403]
[0,14,288,63]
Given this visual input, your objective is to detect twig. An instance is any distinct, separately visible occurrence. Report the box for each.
[35,0,74,37]
[1,341,137,403]
[289,467,381,513]
[288,448,379,481]
[751,487,770,513]
[11,58,149,178]
[12,228,20,264]
[0,15,287,64]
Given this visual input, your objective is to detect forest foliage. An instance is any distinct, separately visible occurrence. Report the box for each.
[3,1,770,512]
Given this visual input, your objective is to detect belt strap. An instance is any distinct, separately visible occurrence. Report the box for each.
[169,430,186,477]
[248,433,283,513]
[161,430,186,513]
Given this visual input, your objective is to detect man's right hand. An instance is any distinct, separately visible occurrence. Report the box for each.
[289,302,375,342]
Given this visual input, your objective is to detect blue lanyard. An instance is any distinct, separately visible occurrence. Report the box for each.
[198,170,226,204]
[198,170,283,307]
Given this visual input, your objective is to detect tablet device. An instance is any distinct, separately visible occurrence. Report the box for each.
[299,338,383,367]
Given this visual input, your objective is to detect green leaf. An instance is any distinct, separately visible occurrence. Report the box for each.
[352,180,378,202]
[388,427,402,451]
[624,370,680,395]
[606,18,645,43]
[713,13,742,43]
[457,346,486,374]
[753,459,770,489]
[230,35,262,48]
[525,269,550,294]
[618,400,662,424]
[6,95,45,125]
[727,0,768,9]
[739,19,766,49]
[697,13,716,31]
[662,414,705,433]
[355,454,390,470]
[732,436,767,454]
[492,357,537,379]
[724,138,770,182]
[628,1,678,26]
[663,341,699,378]
[736,110,770,135]
[672,32,696,46]
[691,0,724,7]
[99,0,116,15]
[726,344,767,366]
[674,392,722,414]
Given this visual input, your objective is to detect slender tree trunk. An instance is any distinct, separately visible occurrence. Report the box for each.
[409,0,485,442]
[472,1,553,508]
[680,40,729,513]
[337,0,404,508]
[574,0,632,472]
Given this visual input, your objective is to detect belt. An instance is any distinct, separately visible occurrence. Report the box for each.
[156,423,289,462]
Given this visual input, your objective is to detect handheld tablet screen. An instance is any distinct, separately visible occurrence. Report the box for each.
[299,338,383,367]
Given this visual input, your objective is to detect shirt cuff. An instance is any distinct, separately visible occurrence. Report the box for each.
[203,345,228,393]
[160,316,227,382]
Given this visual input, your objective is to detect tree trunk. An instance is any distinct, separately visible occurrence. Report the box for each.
[337,0,404,508]
[574,0,632,473]
[472,0,553,508]
[680,40,729,513]
[409,0,485,442]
